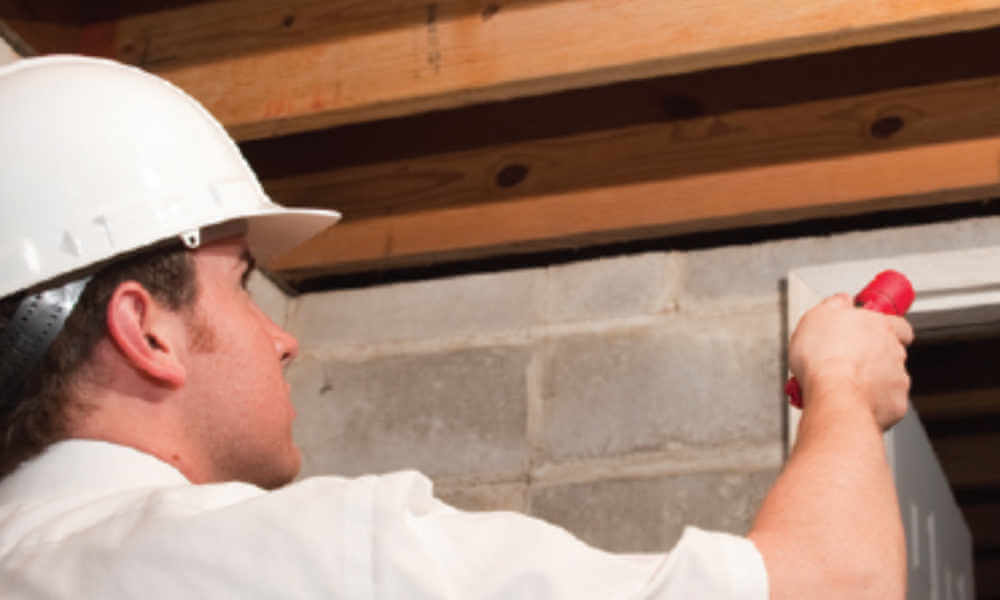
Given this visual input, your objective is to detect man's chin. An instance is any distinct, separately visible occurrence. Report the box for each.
[253,445,302,490]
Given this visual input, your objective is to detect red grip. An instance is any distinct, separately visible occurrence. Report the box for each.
[787,269,914,409]
[855,270,915,315]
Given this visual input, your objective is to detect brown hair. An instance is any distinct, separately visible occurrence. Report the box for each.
[0,246,198,477]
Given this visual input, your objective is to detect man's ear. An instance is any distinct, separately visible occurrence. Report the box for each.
[105,281,186,388]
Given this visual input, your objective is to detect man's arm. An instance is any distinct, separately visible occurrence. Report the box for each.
[748,294,914,600]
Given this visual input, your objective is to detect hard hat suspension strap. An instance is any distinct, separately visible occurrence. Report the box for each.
[0,276,91,414]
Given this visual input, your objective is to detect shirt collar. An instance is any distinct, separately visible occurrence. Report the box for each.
[0,439,190,505]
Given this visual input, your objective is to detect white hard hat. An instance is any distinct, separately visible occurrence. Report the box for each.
[0,55,340,300]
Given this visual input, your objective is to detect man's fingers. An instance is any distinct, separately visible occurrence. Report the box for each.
[887,315,915,346]
[822,292,914,346]
[822,293,852,308]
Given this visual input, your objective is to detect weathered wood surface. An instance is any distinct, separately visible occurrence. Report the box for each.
[259,72,1000,222]
[2,17,76,54]
[9,3,1000,280]
[70,0,1000,139]
[266,67,1000,277]
[271,134,1000,276]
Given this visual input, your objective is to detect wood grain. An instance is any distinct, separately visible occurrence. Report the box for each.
[2,18,78,55]
[270,135,1000,277]
[78,0,1000,139]
[260,73,1000,222]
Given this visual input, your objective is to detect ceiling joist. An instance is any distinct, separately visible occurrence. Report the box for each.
[7,2,1000,285]
[272,134,1000,279]
[14,0,1000,140]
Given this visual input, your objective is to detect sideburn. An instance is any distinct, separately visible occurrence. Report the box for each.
[185,308,219,354]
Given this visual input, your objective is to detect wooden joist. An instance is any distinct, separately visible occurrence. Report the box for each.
[8,3,1000,281]
[60,0,1000,140]
[260,70,1000,221]
[272,134,1000,277]
[267,66,1000,278]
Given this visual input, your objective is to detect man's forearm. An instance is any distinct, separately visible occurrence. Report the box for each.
[748,390,906,600]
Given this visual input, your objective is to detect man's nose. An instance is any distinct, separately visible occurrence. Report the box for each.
[257,306,299,366]
[274,324,300,367]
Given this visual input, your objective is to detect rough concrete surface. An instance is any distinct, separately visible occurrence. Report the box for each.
[288,347,532,479]
[280,215,1000,555]
[531,469,779,553]
[543,252,683,323]
[540,310,783,461]
[288,268,545,348]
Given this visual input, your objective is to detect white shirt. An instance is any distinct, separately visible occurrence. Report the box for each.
[0,440,768,598]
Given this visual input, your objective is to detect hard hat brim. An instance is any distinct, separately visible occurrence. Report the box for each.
[244,207,342,268]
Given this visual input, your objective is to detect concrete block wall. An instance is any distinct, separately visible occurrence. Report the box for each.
[251,214,1000,554]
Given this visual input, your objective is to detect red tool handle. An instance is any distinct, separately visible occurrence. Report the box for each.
[786,270,915,409]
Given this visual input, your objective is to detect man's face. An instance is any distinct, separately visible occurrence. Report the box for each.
[179,236,301,489]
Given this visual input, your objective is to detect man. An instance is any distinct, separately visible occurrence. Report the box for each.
[0,55,912,598]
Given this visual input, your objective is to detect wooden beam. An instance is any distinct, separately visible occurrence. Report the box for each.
[80,0,1000,140]
[0,1,83,22]
[241,23,1000,180]
[263,68,1000,278]
[2,18,79,55]
[259,71,1000,222]
[270,134,1000,277]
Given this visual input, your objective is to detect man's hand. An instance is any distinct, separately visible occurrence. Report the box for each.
[788,293,914,431]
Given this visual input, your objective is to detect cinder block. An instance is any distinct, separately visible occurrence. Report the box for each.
[530,469,779,553]
[682,216,1000,304]
[247,270,288,327]
[543,252,683,323]
[287,268,545,347]
[540,311,783,461]
[287,346,532,479]
[435,481,528,513]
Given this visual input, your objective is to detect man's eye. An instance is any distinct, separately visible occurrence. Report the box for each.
[239,252,257,290]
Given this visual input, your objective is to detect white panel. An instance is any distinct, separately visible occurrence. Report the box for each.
[784,272,822,450]
[891,407,973,600]
[787,247,986,599]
